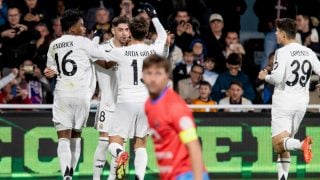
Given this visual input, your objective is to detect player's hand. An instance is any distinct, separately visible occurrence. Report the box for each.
[144,2,157,18]
[44,67,57,78]
[258,69,268,80]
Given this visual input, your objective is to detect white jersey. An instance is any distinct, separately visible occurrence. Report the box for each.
[95,38,118,111]
[266,42,320,110]
[103,18,167,103]
[47,35,106,98]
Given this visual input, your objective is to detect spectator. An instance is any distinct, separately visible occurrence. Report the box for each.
[0,80,31,104]
[213,30,244,73]
[202,57,218,86]
[206,0,247,33]
[173,49,195,89]
[16,59,51,104]
[0,68,30,104]
[119,0,134,19]
[219,81,253,112]
[202,13,225,65]
[295,13,320,54]
[92,7,111,33]
[177,64,204,104]
[211,53,255,102]
[0,7,40,68]
[51,16,62,40]
[167,33,183,70]
[192,80,217,112]
[223,30,256,81]
[21,0,48,29]
[0,0,8,26]
[171,9,200,51]
[33,23,51,71]
[55,0,66,17]
[224,31,245,58]
[190,38,206,65]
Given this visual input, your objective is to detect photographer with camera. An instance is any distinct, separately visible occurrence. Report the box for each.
[0,7,40,68]
[171,9,201,52]
[15,59,51,104]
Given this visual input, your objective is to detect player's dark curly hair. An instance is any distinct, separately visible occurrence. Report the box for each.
[61,9,84,32]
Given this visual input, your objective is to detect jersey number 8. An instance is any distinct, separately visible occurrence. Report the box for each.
[54,50,78,76]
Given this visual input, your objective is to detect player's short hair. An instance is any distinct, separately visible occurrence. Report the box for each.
[112,16,130,27]
[229,81,243,89]
[226,53,241,65]
[143,54,171,74]
[129,17,149,41]
[61,9,84,32]
[199,80,211,89]
[275,18,297,39]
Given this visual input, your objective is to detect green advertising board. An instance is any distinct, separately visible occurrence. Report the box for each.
[0,112,319,179]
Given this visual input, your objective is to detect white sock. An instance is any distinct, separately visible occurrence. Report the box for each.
[134,148,147,180]
[70,138,81,174]
[93,137,109,180]
[57,138,72,177]
[108,142,124,158]
[277,157,290,180]
[107,157,117,180]
[283,138,302,151]
[107,142,126,180]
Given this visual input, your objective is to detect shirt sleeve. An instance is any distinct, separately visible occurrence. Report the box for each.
[83,38,110,62]
[150,17,167,56]
[171,102,198,144]
[46,43,57,72]
[310,51,320,76]
[265,49,286,85]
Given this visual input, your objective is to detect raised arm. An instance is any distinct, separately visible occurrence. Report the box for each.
[144,3,168,56]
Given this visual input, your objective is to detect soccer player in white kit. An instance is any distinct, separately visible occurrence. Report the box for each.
[96,4,167,180]
[44,9,107,180]
[92,16,130,180]
[258,18,320,180]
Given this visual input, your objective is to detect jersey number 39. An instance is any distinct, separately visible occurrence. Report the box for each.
[54,50,78,76]
[286,60,312,87]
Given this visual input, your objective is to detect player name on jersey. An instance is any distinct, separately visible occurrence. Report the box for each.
[124,49,156,57]
[53,41,74,49]
[290,50,309,56]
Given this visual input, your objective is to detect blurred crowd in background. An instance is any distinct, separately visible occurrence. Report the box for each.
[0,0,320,112]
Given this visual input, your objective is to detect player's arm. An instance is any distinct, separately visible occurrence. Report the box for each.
[185,140,204,180]
[95,60,117,69]
[310,52,320,76]
[172,105,204,180]
[265,50,286,85]
[44,43,57,78]
[144,3,168,56]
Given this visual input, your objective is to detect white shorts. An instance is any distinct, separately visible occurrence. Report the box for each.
[271,109,306,137]
[94,104,113,133]
[108,102,149,139]
[53,96,90,131]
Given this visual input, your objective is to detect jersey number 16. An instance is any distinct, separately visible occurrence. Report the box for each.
[54,50,78,76]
